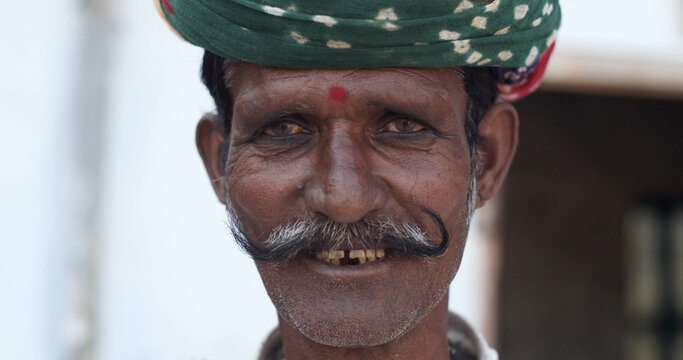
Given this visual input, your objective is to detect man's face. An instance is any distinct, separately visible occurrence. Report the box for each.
[197,63,517,347]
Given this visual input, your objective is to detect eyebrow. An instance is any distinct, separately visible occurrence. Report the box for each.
[363,82,462,124]
[365,98,456,130]
[234,100,317,126]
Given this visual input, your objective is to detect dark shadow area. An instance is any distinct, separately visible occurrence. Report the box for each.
[498,91,683,360]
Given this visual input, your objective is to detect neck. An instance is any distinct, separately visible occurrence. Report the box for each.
[279,294,451,360]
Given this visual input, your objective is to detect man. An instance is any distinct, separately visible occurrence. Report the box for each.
[157,1,561,359]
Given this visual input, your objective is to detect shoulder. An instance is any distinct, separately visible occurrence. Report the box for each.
[448,312,499,360]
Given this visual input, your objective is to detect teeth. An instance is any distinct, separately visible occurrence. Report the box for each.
[329,250,344,265]
[317,250,329,260]
[349,250,366,264]
[329,250,344,259]
[314,249,387,266]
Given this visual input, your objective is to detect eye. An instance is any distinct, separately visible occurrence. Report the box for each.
[381,117,425,134]
[263,121,309,137]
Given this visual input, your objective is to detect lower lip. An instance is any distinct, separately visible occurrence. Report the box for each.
[300,253,393,279]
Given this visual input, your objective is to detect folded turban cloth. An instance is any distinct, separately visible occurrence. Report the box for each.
[156,0,561,101]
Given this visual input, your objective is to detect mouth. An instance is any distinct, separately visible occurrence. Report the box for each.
[314,249,386,266]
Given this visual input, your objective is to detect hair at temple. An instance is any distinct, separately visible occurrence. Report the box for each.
[200,50,499,166]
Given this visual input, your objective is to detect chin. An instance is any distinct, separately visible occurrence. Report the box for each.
[272,278,451,348]
[281,303,422,347]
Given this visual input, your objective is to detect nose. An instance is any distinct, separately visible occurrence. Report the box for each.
[303,126,387,224]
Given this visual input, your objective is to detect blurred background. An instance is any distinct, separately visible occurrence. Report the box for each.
[1,0,681,359]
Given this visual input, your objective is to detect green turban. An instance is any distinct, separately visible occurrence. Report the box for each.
[157,0,560,69]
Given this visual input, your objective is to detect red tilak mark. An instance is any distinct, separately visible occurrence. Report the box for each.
[162,0,175,14]
[328,86,348,106]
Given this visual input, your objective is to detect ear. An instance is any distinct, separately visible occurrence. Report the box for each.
[196,113,228,204]
[474,102,519,208]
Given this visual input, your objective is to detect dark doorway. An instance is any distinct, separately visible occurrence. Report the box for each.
[498,91,683,360]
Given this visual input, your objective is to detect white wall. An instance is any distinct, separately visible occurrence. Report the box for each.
[0,1,81,359]
[558,0,683,59]
[545,0,683,97]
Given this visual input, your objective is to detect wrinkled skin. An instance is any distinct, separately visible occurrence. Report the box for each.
[197,63,518,360]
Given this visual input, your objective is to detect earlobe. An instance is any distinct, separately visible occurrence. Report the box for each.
[474,102,519,208]
[196,113,229,204]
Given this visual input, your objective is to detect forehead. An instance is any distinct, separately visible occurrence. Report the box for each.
[229,63,467,105]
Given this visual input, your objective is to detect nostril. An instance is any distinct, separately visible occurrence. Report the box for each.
[315,186,385,224]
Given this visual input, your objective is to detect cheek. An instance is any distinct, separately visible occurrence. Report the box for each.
[374,145,471,282]
[225,153,310,238]
[376,145,471,222]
